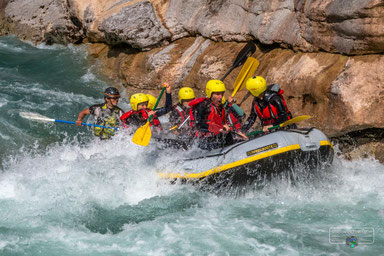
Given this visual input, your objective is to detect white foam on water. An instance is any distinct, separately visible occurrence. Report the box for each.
[0,98,8,108]
[1,132,383,255]
[24,40,66,51]
[0,41,23,52]
[4,81,97,111]
[0,180,16,199]
[0,132,178,212]
[80,68,97,83]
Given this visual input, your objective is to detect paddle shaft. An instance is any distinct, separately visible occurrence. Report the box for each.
[246,115,312,137]
[149,86,166,122]
[246,124,282,137]
[169,115,191,131]
[55,119,118,130]
[177,116,191,130]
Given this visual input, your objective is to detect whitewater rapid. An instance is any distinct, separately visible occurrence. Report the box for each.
[1,35,383,255]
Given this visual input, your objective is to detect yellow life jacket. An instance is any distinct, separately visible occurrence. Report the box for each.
[93,104,122,139]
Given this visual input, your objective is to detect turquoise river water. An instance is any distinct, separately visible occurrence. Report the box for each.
[0,36,384,255]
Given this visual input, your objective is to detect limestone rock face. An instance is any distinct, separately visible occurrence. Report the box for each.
[255,50,384,136]
[100,1,171,49]
[164,0,384,54]
[2,0,383,53]
[1,0,83,44]
[296,0,384,54]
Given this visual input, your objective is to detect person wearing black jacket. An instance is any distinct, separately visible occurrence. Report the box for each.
[241,76,294,133]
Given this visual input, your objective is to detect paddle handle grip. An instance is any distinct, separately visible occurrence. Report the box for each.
[54,120,118,130]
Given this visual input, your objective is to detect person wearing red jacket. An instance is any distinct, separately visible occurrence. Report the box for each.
[120,93,162,134]
[189,80,246,150]
[241,76,294,134]
[167,87,196,135]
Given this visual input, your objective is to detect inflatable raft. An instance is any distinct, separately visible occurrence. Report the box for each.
[157,128,334,189]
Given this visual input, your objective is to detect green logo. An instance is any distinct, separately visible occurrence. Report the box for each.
[346,236,358,248]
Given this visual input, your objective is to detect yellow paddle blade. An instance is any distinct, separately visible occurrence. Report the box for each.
[132,122,151,146]
[280,115,312,128]
[231,57,260,97]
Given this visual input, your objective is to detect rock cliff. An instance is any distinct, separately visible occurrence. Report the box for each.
[1,0,383,160]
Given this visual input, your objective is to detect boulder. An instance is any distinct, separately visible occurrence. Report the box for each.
[100,1,171,50]
[2,0,83,44]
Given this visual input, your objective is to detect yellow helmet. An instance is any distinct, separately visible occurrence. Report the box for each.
[178,87,195,104]
[246,76,267,97]
[206,80,226,98]
[146,94,157,110]
[130,93,149,111]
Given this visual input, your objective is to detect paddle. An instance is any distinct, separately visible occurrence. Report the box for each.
[220,41,256,81]
[19,112,118,130]
[169,115,191,131]
[246,115,312,137]
[231,57,259,98]
[132,85,166,146]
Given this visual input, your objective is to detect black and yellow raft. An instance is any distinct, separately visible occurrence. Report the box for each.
[157,128,334,188]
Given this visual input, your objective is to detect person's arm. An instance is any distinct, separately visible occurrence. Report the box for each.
[226,96,245,117]
[76,108,90,126]
[164,89,172,110]
[154,93,173,117]
[230,103,245,117]
[241,100,257,133]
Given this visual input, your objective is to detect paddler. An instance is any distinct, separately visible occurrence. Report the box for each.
[189,80,247,150]
[120,93,161,133]
[75,87,124,140]
[168,87,196,135]
[241,76,294,133]
[120,83,172,133]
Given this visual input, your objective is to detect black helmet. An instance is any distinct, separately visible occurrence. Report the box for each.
[104,87,120,99]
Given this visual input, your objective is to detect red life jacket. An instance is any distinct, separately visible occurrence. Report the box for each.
[120,109,161,128]
[189,97,226,136]
[227,111,242,131]
[253,89,292,126]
